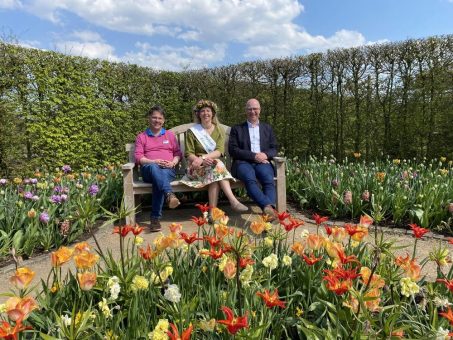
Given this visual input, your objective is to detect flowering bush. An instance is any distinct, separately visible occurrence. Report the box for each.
[287,156,453,230]
[0,165,122,259]
[2,206,453,339]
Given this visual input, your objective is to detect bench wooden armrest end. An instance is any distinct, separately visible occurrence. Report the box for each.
[122,162,136,171]
[273,156,286,163]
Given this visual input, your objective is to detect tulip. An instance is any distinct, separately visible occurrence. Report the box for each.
[51,246,74,267]
[6,296,38,321]
[9,267,35,289]
[217,306,248,335]
[77,272,97,291]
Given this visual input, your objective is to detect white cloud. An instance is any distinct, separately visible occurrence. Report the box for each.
[124,42,226,71]
[71,30,103,42]
[56,40,118,61]
[0,0,21,9]
[17,1,374,56]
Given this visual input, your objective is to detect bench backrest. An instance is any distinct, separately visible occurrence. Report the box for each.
[126,123,233,177]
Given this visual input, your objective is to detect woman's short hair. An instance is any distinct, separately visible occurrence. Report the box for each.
[193,99,219,124]
[147,105,165,118]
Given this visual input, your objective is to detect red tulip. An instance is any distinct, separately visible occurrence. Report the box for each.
[217,306,248,335]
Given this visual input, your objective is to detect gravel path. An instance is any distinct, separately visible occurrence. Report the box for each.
[1,202,451,303]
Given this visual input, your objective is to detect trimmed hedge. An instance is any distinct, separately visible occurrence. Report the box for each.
[1,35,452,176]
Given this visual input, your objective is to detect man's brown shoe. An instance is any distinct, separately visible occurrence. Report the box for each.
[263,205,277,222]
[166,193,180,209]
[149,218,162,232]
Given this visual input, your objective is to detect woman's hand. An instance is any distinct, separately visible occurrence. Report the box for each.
[202,157,215,166]
[191,156,204,169]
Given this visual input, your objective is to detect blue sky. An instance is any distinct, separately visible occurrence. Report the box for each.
[1,0,452,71]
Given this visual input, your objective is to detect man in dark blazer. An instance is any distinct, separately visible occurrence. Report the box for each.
[228,98,278,219]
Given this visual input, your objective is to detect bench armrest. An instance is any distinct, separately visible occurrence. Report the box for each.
[122,162,136,171]
[273,156,286,164]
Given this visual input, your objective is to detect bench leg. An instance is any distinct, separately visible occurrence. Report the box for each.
[275,160,287,212]
[123,168,136,225]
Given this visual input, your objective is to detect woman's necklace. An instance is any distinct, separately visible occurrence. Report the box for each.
[202,124,213,134]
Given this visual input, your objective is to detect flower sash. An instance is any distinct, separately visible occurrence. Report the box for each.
[190,124,217,154]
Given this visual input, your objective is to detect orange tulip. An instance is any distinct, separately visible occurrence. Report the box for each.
[256,289,286,309]
[77,272,97,291]
[139,244,158,260]
[0,318,32,339]
[9,267,35,289]
[211,208,225,221]
[330,226,348,242]
[306,234,325,251]
[395,254,421,280]
[50,246,74,267]
[6,296,38,321]
[167,323,193,340]
[359,214,373,228]
[223,259,237,280]
[302,253,323,266]
[74,242,90,254]
[74,251,99,270]
[215,224,229,239]
[360,267,385,289]
[250,220,266,235]
[169,223,182,233]
[440,307,453,326]
[291,242,305,256]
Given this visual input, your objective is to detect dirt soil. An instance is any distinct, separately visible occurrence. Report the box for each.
[1,202,451,303]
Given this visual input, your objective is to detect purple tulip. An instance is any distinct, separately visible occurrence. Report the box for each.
[88,184,99,196]
[39,212,50,224]
[24,192,33,200]
[0,179,7,185]
[50,195,62,204]
[23,178,31,185]
[30,178,38,184]
[61,194,68,202]
[62,165,72,173]
[31,195,40,201]
[54,186,62,193]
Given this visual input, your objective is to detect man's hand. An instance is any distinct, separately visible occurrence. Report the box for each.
[254,152,269,163]
[160,160,175,168]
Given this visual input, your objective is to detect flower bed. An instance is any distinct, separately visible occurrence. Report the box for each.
[287,156,453,230]
[0,165,122,260]
[2,207,453,339]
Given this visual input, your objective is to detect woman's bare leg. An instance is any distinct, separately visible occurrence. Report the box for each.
[208,182,220,209]
[219,179,240,205]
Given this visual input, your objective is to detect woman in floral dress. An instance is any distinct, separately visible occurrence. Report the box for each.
[181,99,248,216]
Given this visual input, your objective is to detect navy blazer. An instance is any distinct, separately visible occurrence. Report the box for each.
[228,121,278,177]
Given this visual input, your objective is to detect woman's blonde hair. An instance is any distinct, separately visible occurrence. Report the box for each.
[193,99,220,125]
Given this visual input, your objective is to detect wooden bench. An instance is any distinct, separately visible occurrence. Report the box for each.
[122,123,287,225]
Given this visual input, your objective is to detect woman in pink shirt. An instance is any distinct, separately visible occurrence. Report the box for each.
[134,105,182,231]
